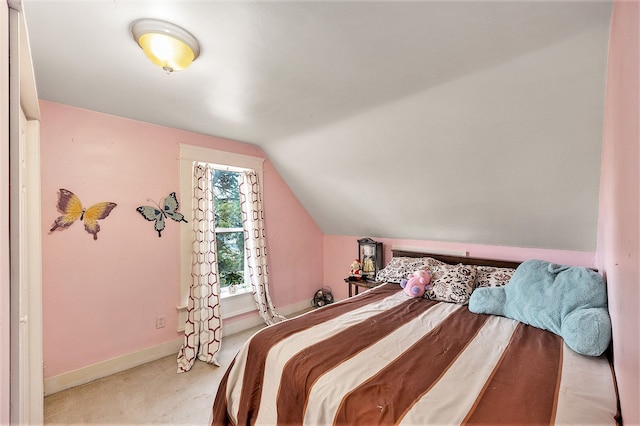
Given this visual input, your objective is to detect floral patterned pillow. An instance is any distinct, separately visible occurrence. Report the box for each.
[376,257,445,283]
[424,263,477,305]
[474,266,515,289]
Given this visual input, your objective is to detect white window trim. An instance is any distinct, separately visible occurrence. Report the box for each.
[176,144,265,330]
[216,227,243,233]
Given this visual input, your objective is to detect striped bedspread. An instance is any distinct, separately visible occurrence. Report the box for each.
[211,284,619,425]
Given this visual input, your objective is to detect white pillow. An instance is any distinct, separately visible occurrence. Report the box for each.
[375,257,445,283]
[424,263,477,305]
[474,266,515,289]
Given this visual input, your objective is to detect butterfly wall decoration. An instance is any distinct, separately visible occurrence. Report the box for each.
[136,192,188,237]
[49,188,117,240]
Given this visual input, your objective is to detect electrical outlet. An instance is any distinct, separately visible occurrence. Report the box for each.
[156,315,166,329]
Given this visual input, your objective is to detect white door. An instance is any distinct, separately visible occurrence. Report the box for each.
[8,1,43,424]
[17,108,30,423]
[16,108,43,425]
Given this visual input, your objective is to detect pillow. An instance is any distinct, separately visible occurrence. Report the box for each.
[469,259,611,356]
[424,263,477,305]
[376,256,445,283]
[474,266,515,289]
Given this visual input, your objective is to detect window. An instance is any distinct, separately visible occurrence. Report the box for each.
[212,169,248,294]
[178,144,265,329]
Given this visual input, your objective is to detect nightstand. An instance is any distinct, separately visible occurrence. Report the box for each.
[344,278,383,297]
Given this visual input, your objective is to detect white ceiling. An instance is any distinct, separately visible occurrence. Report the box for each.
[22,1,613,251]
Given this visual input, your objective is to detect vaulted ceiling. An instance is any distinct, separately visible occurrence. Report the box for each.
[23,1,613,251]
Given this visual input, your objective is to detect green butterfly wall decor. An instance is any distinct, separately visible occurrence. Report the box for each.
[136,192,188,237]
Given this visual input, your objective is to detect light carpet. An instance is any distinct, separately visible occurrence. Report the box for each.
[44,325,263,425]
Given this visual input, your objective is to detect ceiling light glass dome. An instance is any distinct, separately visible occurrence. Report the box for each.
[131,19,200,73]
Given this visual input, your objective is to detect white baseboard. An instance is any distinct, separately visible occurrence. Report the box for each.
[44,299,314,396]
[221,298,313,336]
[44,338,183,396]
[280,298,315,318]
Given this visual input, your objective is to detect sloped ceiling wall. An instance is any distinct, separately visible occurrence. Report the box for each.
[270,17,610,250]
[23,1,613,251]
[261,3,613,251]
[265,3,608,251]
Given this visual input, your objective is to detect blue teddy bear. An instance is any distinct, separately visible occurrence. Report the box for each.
[469,259,611,356]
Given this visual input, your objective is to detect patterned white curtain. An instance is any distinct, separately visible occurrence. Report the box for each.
[239,170,285,325]
[177,163,222,373]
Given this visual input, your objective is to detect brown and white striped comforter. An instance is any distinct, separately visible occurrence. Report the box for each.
[211,284,619,425]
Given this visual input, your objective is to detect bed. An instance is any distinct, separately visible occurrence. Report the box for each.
[211,250,620,425]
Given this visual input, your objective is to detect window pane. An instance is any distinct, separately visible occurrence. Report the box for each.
[216,231,244,288]
[212,169,246,289]
[212,169,242,229]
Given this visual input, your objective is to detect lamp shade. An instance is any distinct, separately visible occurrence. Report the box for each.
[131,19,200,73]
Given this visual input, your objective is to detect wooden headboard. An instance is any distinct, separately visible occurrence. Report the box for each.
[391,249,522,269]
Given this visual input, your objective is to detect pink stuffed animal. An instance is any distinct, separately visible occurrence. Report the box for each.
[400,270,432,298]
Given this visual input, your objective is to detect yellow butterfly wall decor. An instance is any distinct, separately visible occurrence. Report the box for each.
[49,189,117,240]
[136,192,188,237]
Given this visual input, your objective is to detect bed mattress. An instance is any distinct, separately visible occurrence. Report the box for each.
[211,284,619,425]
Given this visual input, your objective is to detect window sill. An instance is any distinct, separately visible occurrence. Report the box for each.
[176,287,257,332]
[220,286,252,299]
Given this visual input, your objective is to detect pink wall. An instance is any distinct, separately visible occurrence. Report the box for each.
[596,1,640,424]
[40,101,323,379]
[324,235,595,301]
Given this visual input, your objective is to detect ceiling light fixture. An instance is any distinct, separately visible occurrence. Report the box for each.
[131,19,200,74]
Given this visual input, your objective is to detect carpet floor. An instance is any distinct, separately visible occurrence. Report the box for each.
[44,325,264,425]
